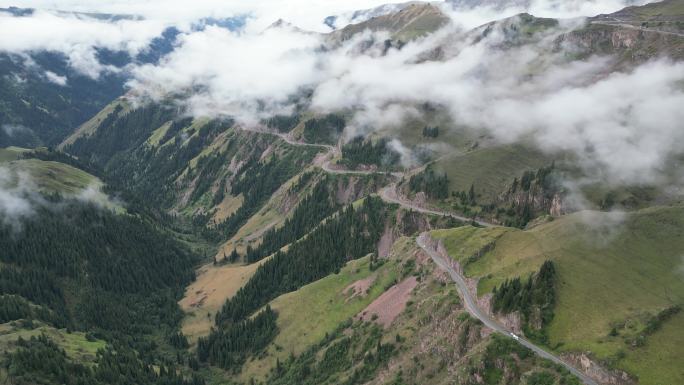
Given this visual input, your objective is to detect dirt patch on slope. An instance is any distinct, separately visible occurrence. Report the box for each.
[211,194,244,224]
[179,259,266,343]
[356,276,418,328]
[343,274,376,302]
[377,225,397,258]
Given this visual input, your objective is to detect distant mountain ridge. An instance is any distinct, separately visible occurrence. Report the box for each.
[0,8,247,148]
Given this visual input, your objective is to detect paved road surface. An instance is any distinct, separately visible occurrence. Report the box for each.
[379,185,494,227]
[416,233,599,385]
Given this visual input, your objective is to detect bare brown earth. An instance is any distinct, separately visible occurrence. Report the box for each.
[179,259,268,343]
[344,274,377,302]
[210,194,244,224]
[356,276,418,328]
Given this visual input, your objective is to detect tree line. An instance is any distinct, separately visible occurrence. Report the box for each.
[198,197,390,370]
[245,174,339,263]
[408,165,449,199]
[302,114,345,145]
[0,195,203,384]
[340,136,400,170]
[492,260,557,343]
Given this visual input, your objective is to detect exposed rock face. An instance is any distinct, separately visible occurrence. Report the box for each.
[431,237,524,334]
[500,187,564,216]
[355,276,418,328]
[498,165,565,218]
[563,353,637,385]
[550,193,563,216]
[335,177,362,203]
[378,209,433,258]
[377,224,397,258]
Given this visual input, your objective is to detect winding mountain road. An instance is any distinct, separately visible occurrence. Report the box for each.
[379,184,494,227]
[242,125,598,384]
[416,233,599,385]
[591,19,684,38]
[241,125,492,224]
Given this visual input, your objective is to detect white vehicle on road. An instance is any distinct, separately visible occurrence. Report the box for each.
[510,332,520,341]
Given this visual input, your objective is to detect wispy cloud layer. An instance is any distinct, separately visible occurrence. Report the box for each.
[1,0,678,186]
[129,7,684,184]
[0,10,167,78]
[0,167,36,226]
[129,25,323,123]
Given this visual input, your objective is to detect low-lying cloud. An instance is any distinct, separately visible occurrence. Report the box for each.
[129,6,684,186]
[1,123,32,137]
[129,24,323,123]
[3,0,678,186]
[0,0,651,78]
[45,70,68,85]
[0,166,37,227]
[0,9,167,78]
[0,164,120,230]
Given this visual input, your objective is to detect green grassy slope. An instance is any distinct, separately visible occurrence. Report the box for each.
[239,251,402,381]
[0,146,30,162]
[431,205,684,384]
[237,235,586,385]
[5,159,99,194]
[331,3,449,42]
[0,321,106,364]
[0,152,118,210]
[433,143,551,202]
[607,0,684,22]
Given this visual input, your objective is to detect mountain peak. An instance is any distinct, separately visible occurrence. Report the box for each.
[329,2,450,42]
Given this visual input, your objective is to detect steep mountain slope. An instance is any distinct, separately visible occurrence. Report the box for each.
[239,237,587,385]
[0,52,126,147]
[594,0,684,32]
[431,204,684,384]
[557,0,684,64]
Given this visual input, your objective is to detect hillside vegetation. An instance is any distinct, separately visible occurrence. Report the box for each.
[432,204,684,384]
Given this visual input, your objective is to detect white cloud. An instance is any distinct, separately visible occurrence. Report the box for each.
[1,123,31,137]
[126,5,684,184]
[0,0,651,78]
[44,70,67,85]
[0,9,168,78]
[0,167,36,227]
[129,24,325,123]
[3,0,677,185]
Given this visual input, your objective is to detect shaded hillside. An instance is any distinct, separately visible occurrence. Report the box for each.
[0,196,203,385]
[0,52,126,147]
[63,100,322,242]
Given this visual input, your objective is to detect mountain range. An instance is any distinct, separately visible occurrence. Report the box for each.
[0,1,682,385]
